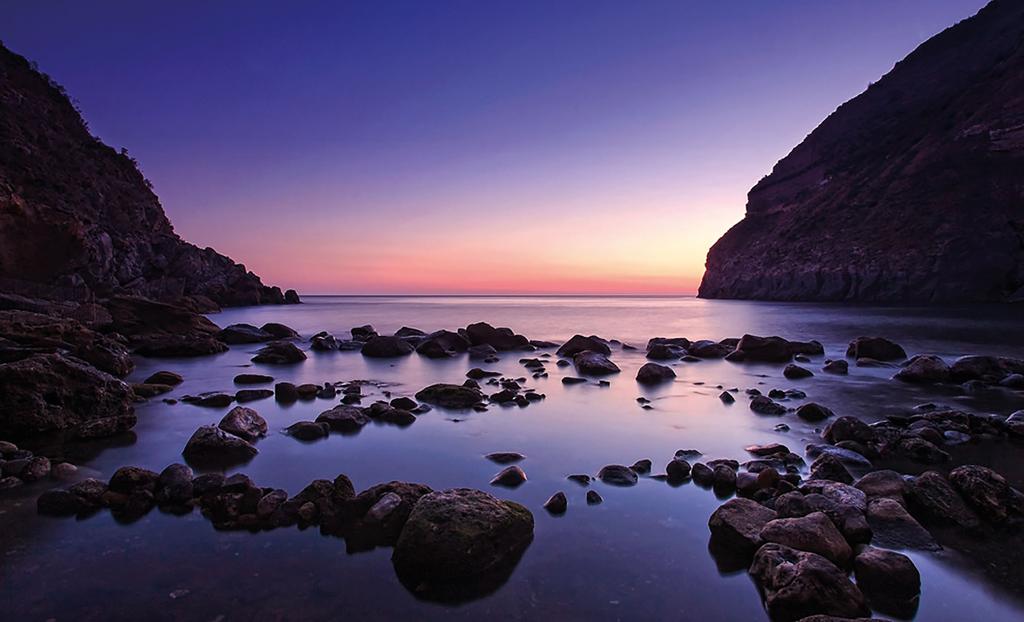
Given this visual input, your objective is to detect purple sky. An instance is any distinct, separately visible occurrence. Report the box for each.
[3,1,988,294]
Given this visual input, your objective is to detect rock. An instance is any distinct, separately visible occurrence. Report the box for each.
[948,464,1024,524]
[261,323,300,339]
[784,364,813,379]
[630,459,652,474]
[597,464,639,486]
[218,406,267,441]
[746,443,790,457]
[490,465,527,488]
[749,543,869,621]
[686,339,733,358]
[847,338,906,361]
[543,491,567,515]
[999,373,1024,388]
[285,421,330,441]
[799,480,867,512]
[636,362,676,384]
[310,331,339,351]
[822,416,874,445]
[485,452,525,464]
[234,373,274,385]
[866,497,938,550]
[235,388,273,403]
[645,343,686,360]
[691,463,714,486]
[567,474,591,486]
[950,355,1024,383]
[37,489,84,516]
[416,330,471,358]
[809,454,854,484]
[719,391,735,404]
[466,368,501,380]
[144,371,183,386]
[750,395,787,415]
[51,461,78,480]
[350,325,377,341]
[274,382,298,402]
[193,393,233,408]
[572,350,620,375]
[561,376,587,385]
[364,402,417,426]
[853,470,907,503]
[586,490,602,505]
[905,471,980,529]
[464,322,530,351]
[666,458,691,482]
[392,488,534,597]
[822,359,849,374]
[256,489,288,519]
[182,425,258,466]
[726,334,820,363]
[556,334,610,357]
[796,403,834,422]
[252,341,307,364]
[132,382,174,398]
[109,466,159,493]
[218,323,273,344]
[358,335,413,358]
[0,309,133,376]
[708,498,778,556]
[761,511,853,566]
[894,436,950,463]
[0,353,136,437]
[712,465,738,494]
[415,383,484,408]
[156,463,194,505]
[313,405,368,433]
[853,545,920,613]
[894,354,950,383]
[468,344,499,360]
[284,290,301,304]
[20,456,51,481]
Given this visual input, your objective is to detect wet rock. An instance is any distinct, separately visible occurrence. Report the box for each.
[799,481,867,513]
[691,463,714,486]
[796,403,834,422]
[561,376,587,385]
[630,459,652,474]
[666,458,691,482]
[285,421,331,441]
[218,323,273,344]
[809,454,854,484]
[310,331,339,351]
[464,322,530,351]
[485,452,525,464]
[573,350,620,375]
[490,465,527,488]
[847,337,906,361]
[156,463,194,505]
[543,491,567,515]
[761,511,852,566]
[351,325,377,341]
[274,382,298,402]
[750,395,787,415]
[598,464,638,486]
[749,543,869,621]
[556,334,611,357]
[466,368,501,380]
[257,489,288,519]
[0,352,136,437]
[719,391,735,404]
[822,359,849,374]
[822,416,875,445]
[712,465,738,494]
[20,456,51,481]
[866,497,938,550]
[894,436,950,464]
[194,393,233,408]
[361,336,415,358]
[315,405,369,433]
[1000,373,1024,389]
[687,339,733,358]
[645,343,686,360]
[392,488,534,597]
[708,497,777,556]
[365,402,416,426]
[109,466,159,493]
[260,322,299,340]
[415,383,484,408]
[294,383,319,400]
[144,371,183,386]
[416,330,471,358]
[235,388,274,403]
[784,364,813,379]
[586,490,603,505]
[468,344,499,360]
[567,474,592,486]
[182,425,258,465]
[51,461,78,480]
[853,545,920,615]
[252,341,307,364]
[726,334,821,363]
[853,470,907,503]
[894,354,950,383]
[949,355,1024,383]
[635,362,676,384]
[948,464,1024,524]
[132,382,174,398]
[218,406,268,441]
[904,471,980,529]
[746,443,790,457]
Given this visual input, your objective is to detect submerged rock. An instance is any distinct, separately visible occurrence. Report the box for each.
[361,336,414,358]
[894,355,950,383]
[572,350,620,375]
[636,362,676,384]
[416,330,471,358]
[556,335,610,357]
[316,405,370,433]
[749,543,869,621]
[218,323,273,344]
[252,341,307,364]
[597,464,639,486]
[415,383,484,409]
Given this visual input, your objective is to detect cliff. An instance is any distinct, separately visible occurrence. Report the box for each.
[699,0,1024,302]
[0,42,294,307]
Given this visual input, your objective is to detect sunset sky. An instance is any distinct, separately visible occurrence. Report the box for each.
[5,1,985,294]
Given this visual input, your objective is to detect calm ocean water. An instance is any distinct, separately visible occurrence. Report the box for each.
[2,296,1023,620]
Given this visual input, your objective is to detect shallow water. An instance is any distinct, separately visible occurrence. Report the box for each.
[2,296,1023,621]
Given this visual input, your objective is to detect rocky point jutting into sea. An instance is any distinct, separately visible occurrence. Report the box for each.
[699,0,1024,303]
[2,3,1024,621]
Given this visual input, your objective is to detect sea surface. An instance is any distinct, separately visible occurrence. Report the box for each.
[2,296,1023,621]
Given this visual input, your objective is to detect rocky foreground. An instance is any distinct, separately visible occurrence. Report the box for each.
[5,318,1023,618]
[699,0,1024,302]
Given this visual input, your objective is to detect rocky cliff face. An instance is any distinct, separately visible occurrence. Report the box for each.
[699,0,1024,303]
[0,43,291,307]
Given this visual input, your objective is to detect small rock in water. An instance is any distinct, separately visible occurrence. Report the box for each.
[598,465,638,486]
[486,452,526,464]
[543,491,567,515]
[749,395,786,415]
[285,421,330,441]
[561,376,587,385]
[567,474,591,486]
[666,458,691,482]
[719,391,735,404]
[490,465,528,488]
[586,490,603,505]
[783,364,813,379]
[630,459,652,474]
[822,359,849,374]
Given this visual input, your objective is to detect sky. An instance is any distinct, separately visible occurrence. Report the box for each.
[3,0,987,295]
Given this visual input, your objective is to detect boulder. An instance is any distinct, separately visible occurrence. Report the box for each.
[316,405,369,433]
[687,339,733,358]
[464,323,530,351]
[809,454,854,484]
[948,464,1024,524]
[822,359,849,374]
[234,373,273,385]
[415,383,484,408]
[252,341,307,364]
[666,458,691,482]
[260,322,300,340]
[853,545,921,614]
[597,464,639,486]
[905,470,980,529]
[361,336,414,358]
[350,325,377,341]
[143,370,183,386]
[415,330,471,358]
[796,403,834,422]
[0,353,135,437]
[556,334,610,357]
[761,511,852,567]
[784,364,813,379]
[749,543,869,621]
[156,463,195,505]
[866,497,938,550]
[310,332,339,351]
[853,470,907,503]
[750,395,787,415]
[726,334,820,363]
[217,323,273,344]
[635,362,676,384]
[949,355,1024,383]
[392,488,534,598]
[217,406,268,441]
[0,310,133,377]
[364,402,417,426]
[645,343,686,360]
[822,416,875,445]
[543,491,567,515]
[285,421,330,441]
[846,337,906,361]
[708,498,777,556]
[182,424,257,466]
[894,354,950,383]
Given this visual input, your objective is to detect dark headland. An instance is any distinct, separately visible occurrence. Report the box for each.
[700,0,1024,303]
